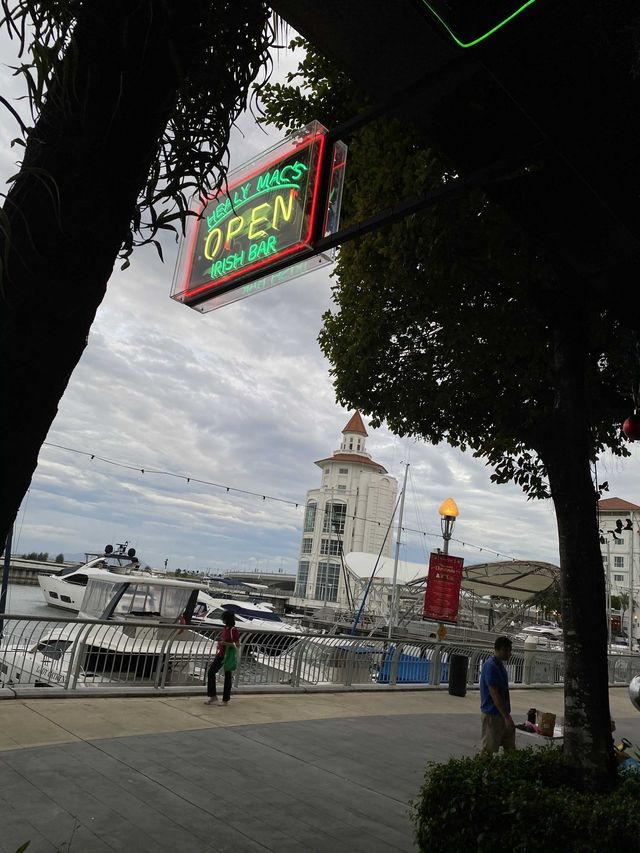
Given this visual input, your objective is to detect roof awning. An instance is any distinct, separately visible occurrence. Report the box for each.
[461,561,558,601]
[344,552,558,602]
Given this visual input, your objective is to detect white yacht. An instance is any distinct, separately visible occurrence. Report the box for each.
[38,543,149,612]
[518,624,563,639]
[513,624,564,650]
[193,591,303,654]
[1,574,216,689]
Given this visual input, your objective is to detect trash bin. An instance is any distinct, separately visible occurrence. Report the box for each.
[448,654,469,697]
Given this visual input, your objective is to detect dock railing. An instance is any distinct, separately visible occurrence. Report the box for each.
[0,613,637,695]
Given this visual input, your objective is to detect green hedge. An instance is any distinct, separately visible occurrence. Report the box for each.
[411,747,640,853]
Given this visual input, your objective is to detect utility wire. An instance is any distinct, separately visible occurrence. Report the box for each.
[41,440,523,562]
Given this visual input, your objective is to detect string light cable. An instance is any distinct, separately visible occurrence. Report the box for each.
[41,440,523,562]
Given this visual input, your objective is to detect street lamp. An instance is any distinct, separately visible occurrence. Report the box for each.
[439,498,459,555]
[434,498,459,643]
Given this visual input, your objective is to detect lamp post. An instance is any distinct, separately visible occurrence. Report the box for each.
[436,498,459,642]
[439,498,459,556]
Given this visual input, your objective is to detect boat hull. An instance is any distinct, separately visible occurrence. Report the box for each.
[38,575,83,611]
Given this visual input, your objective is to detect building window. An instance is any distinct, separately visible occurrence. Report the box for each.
[614,574,624,582]
[349,439,353,449]
[339,468,348,474]
[614,556,624,568]
[296,561,309,597]
[304,501,317,533]
[320,538,343,556]
[315,561,340,602]
[357,440,361,450]
[323,501,346,535]
[301,538,312,555]
[337,484,347,491]
[602,555,608,564]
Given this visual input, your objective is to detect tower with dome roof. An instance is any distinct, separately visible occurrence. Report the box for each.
[292,412,398,611]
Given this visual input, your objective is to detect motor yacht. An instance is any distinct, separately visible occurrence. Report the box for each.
[193,591,303,654]
[513,624,563,651]
[38,543,148,612]
[1,574,216,689]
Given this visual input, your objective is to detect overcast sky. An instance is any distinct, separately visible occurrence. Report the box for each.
[2,26,639,575]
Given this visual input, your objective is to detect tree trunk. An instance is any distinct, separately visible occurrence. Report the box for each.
[0,1,212,544]
[543,314,616,790]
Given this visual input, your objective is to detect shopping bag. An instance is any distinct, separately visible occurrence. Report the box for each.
[223,644,238,672]
[537,711,556,737]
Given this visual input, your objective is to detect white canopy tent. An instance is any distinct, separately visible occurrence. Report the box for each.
[344,552,558,603]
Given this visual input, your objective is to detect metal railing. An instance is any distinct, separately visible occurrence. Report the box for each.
[0,613,637,695]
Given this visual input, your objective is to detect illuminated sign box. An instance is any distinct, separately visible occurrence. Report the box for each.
[171,121,346,312]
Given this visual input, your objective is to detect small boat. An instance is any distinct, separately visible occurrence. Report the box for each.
[38,542,147,612]
[517,624,563,640]
[1,574,216,689]
[513,625,564,649]
[253,635,381,685]
[193,591,303,655]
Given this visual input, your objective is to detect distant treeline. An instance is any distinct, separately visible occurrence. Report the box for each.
[21,552,65,563]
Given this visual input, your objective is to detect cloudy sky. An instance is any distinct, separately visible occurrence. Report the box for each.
[1,25,639,575]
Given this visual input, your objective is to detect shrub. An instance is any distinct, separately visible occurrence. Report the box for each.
[411,747,640,853]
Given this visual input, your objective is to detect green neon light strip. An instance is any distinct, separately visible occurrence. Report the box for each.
[208,182,302,230]
[419,0,538,48]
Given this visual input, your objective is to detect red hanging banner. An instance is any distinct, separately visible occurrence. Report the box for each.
[423,552,464,624]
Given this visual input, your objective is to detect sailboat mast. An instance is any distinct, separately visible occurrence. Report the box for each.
[388,463,409,639]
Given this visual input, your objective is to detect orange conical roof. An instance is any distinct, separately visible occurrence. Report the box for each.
[342,410,368,436]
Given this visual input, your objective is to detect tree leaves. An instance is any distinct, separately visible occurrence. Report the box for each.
[0,0,275,263]
[261,39,637,501]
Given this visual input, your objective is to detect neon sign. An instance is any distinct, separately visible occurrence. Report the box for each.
[171,122,345,312]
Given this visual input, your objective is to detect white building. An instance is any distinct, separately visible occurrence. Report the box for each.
[291,412,398,612]
[598,496,640,644]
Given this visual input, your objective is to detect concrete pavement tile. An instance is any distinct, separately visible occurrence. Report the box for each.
[22,697,216,741]
[0,703,78,751]
[28,818,113,853]
[326,823,412,853]
[0,811,59,853]
[208,831,271,853]
[94,824,167,852]
[64,746,232,842]
[225,819,297,851]
[0,828,58,853]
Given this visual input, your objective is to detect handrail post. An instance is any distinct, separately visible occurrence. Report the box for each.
[389,642,403,687]
[69,623,93,690]
[523,636,537,685]
[468,650,482,687]
[429,642,442,686]
[291,638,306,687]
[157,630,175,688]
[344,642,357,686]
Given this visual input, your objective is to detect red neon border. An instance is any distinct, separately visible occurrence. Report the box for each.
[181,133,326,303]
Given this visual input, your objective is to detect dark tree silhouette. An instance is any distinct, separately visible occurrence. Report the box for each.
[0,0,273,545]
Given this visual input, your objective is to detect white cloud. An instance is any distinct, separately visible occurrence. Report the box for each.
[4,29,640,575]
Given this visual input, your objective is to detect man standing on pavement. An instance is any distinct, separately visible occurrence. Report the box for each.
[479,635,515,753]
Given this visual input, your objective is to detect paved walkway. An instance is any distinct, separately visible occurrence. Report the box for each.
[0,688,638,852]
